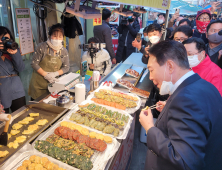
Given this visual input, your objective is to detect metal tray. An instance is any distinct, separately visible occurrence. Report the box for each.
[32,120,120,170]
[0,144,77,170]
[0,103,69,165]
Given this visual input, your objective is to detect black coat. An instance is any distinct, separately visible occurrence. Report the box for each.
[116,20,140,62]
[192,29,208,44]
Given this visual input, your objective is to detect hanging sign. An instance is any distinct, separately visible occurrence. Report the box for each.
[93,17,102,26]
[15,8,34,55]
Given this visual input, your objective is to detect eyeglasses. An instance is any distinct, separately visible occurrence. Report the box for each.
[198,17,210,21]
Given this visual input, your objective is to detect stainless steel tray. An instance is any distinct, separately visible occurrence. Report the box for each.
[0,103,69,165]
[0,144,77,170]
[32,119,120,170]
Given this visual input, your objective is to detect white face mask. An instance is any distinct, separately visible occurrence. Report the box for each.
[157,19,164,24]
[176,21,179,26]
[188,54,203,68]
[149,36,160,44]
[159,65,174,95]
[51,39,63,47]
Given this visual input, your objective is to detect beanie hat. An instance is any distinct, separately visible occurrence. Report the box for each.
[196,9,211,20]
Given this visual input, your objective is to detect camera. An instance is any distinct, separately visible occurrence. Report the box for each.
[121,17,128,25]
[0,37,18,51]
[79,43,106,51]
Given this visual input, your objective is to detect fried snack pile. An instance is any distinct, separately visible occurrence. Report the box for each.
[0,151,9,158]
[16,155,66,170]
[93,90,137,109]
[61,121,112,144]
[54,126,107,152]
[116,79,134,89]
[35,140,93,170]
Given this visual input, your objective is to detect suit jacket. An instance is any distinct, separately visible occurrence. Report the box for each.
[0,50,25,108]
[145,74,222,170]
[93,20,115,59]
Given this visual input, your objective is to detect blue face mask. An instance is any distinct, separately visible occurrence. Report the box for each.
[144,36,149,42]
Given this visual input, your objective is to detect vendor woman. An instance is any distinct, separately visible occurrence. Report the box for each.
[29,23,70,100]
[0,26,26,113]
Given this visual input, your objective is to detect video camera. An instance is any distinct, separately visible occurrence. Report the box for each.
[121,17,128,25]
[0,37,18,51]
[79,43,106,51]
[79,43,106,64]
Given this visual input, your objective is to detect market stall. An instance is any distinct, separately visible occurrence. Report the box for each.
[0,51,152,170]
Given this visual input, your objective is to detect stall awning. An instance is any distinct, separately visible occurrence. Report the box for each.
[147,0,203,15]
[93,0,171,10]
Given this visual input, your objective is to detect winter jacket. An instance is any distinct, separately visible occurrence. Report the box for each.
[192,55,222,96]
[82,49,112,76]
[192,29,208,44]
[0,49,25,108]
[93,20,115,59]
[116,20,140,63]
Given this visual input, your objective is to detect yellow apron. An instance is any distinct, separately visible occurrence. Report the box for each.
[29,48,62,99]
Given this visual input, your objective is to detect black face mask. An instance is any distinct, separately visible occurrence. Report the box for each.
[128,17,134,23]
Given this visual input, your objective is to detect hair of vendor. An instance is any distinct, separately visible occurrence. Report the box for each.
[148,40,190,69]
[48,23,64,37]
[0,26,15,41]
[88,37,99,44]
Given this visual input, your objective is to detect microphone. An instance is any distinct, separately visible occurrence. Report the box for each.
[218,30,222,36]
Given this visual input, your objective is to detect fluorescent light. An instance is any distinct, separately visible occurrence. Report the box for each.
[0,4,2,7]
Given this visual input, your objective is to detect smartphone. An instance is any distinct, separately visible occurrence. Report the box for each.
[175,8,180,13]
[136,33,142,42]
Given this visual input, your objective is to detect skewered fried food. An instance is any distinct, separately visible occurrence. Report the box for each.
[22,160,31,167]
[91,98,126,110]
[104,136,112,143]
[126,69,139,78]
[0,150,9,157]
[79,103,89,108]
[114,128,120,137]
[103,125,115,134]
[117,78,134,88]
[12,123,23,130]
[36,119,48,125]
[130,87,150,98]
[29,113,39,117]
[10,129,20,135]
[16,135,27,143]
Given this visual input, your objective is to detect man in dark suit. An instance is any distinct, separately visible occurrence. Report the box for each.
[139,40,222,170]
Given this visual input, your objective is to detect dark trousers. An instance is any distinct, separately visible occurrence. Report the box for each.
[122,46,127,62]
[4,96,26,113]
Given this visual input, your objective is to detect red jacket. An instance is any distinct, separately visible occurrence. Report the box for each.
[192,55,222,96]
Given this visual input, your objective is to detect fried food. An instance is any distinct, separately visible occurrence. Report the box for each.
[104,136,112,143]
[17,166,26,170]
[10,129,20,135]
[80,128,89,136]
[96,134,104,140]
[29,155,36,162]
[114,128,120,137]
[91,98,126,110]
[18,120,29,125]
[28,163,36,170]
[89,132,97,138]
[28,124,39,131]
[29,113,39,117]
[22,160,31,167]
[12,123,23,130]
[79,103,89,108]
[103,125,115,134]
[23,117,34,122]
[16,135,27,143]
[126,69,139,77]
[117,78,134,89]
[41,157,49,166]
[34,156,41,164]
[130,87,150,98]
[22,129,34,135]
[8,141,19,149]
[36,119,48,125]
[8,134,11,139]
[0,150,9,157]
[35,164,43,170]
